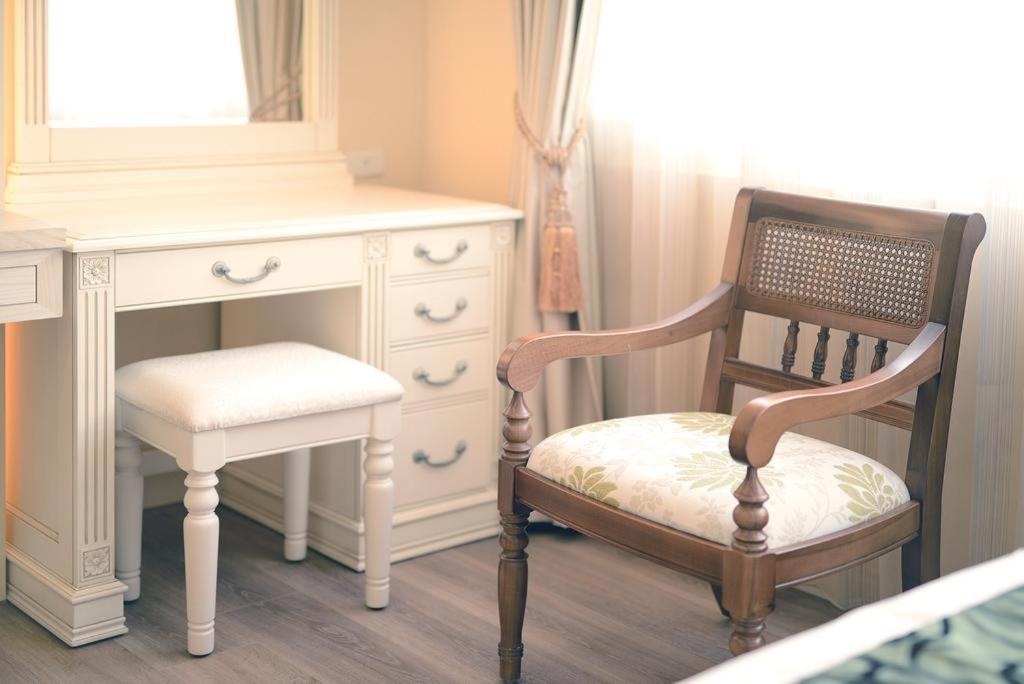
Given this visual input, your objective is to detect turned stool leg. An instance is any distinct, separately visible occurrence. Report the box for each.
[115,431,144,602]
[183,470,219,656]
[363,436,394,609]
[283,447,312,561]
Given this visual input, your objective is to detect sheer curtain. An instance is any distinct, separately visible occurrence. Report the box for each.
[236,0,304,122]
[510,0,604,441]
[590,0,1024,606]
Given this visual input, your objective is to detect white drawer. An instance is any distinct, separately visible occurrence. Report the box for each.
[393,399,493,509]
[389,337,492,404]
[115,235,363,310]
[0,248,62,324]
[390,225,491,277]
[389,275,490,342]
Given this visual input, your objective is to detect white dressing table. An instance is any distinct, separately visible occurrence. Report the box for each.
[4,185,519,645]
[2,0,521,646]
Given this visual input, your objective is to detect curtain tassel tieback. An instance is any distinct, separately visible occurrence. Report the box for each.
[538,187,583,313]
[514,94,586,314]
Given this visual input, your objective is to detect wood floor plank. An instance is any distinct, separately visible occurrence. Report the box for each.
[0,505,843,683]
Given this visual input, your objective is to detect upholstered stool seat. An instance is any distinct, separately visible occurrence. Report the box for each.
[526,412,910,549]
[114,342,403,656]
[117,342,403,432]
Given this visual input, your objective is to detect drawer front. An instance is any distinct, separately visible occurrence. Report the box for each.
[389,337,492,404]
[393,400,493,509]
[115,235,363,310]
[0,248,62,324]
[391,225,491,277]
[0,266,36,306]
[390,275,490,342]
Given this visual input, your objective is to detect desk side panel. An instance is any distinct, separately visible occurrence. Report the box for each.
[5,254,74,583]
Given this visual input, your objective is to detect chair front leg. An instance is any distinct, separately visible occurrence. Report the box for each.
[115,431,144,601]
[723,466,776,655]
[499,511,530,683]
[183,470,220,656]
[498,391,533,683]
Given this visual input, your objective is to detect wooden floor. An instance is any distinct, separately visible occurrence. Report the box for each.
[0,505,840,683]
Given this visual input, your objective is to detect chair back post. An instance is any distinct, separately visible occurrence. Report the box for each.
[903,211,985,585]
[700,188,754,413]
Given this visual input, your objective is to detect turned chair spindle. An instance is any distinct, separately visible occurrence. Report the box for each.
[840,333,860,383]
[811,327,830,380]
[872,339,889,372]
[781,320,800,373]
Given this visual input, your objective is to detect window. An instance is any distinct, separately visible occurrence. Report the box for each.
[48,0,249,127]
[590,0,1024,203]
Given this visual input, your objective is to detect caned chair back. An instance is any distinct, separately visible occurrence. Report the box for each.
[704,188,985,502]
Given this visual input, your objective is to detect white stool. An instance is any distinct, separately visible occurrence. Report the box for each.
[113,342,403,656]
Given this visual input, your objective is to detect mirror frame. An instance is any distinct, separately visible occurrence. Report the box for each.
[5,0,348,205]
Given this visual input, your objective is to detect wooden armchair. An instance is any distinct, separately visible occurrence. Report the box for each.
[494,188,985,682]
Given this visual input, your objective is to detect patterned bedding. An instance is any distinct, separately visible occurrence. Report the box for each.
[804,585,1024,683]
[685,549,1024,684]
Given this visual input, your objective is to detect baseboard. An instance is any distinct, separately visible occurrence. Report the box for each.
[5,545,127,646]
[218,469,500,571]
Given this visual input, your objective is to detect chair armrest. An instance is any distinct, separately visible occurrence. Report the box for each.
[729,322,946,468]
[497,283,734,392]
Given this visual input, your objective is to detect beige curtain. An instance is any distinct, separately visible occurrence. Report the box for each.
[510,0,603,440]
[589,1,1024,608]
[236,0,304,122]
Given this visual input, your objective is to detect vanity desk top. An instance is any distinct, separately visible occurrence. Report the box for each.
[0,211,64,323]
[22,184,521,253]
[0,211,65,252]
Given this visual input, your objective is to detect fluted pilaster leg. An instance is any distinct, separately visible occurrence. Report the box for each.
[499,512,529,683]
[363,437,394,609]
[283,447,312,561]
[115,431,144,602]
[183,470,219,656]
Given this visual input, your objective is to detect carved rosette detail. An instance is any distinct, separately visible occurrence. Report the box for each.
[492,223,514,250]
[80,256,111,288]
[365,234,388,262]
[83,546,112,579]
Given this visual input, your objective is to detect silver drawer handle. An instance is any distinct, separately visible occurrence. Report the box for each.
[415,297,468,323]
[212,257,281,284]
[413,239,468,265]
[412,440,467,468]
[413,360,468,387]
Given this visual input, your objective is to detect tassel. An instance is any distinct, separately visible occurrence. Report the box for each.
[538,188,583,313]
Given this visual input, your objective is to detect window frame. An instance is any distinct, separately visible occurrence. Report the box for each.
[5,0,342,203]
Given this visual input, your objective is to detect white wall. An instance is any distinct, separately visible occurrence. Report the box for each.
[337,0,515,203]
[337,0,427,189]
[422,0,516,203]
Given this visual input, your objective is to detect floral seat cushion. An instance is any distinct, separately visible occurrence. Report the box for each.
[526,412,910,549]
